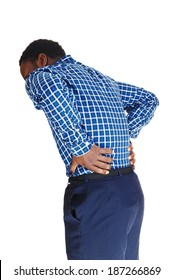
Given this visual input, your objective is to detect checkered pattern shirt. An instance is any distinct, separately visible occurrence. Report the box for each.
[25,55,159,177]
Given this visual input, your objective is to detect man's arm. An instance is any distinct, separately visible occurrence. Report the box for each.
[26,70,113,174]
[117,82,159,138]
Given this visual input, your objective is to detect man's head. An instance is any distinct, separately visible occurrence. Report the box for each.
[19,39,66,79]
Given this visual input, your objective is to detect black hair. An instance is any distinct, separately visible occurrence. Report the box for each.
[19,39,66,65]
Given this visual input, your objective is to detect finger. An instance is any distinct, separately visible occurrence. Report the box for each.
[70,161,78,174]
[98,148,113,155]
[130,158,136,165]
[129,157,136,169]
[70,164,77,174]
[97,155,114,163]
[128,152,135,160]
[91,165,110,175]
[128,143,133,152]
[128,153,136,162]
[131,163,135,170]
[95,161,112,170]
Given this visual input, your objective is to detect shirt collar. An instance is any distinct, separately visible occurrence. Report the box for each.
[25,55,74,82]
[53,55,75,66]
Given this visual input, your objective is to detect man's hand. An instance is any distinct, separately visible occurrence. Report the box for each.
[70,144,113,175]
[128,142,136,169]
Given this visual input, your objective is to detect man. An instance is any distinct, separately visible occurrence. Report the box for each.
[19,39,159,260]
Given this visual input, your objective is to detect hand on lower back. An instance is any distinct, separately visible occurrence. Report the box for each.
[128,142,136,169]
[70,144,113,175]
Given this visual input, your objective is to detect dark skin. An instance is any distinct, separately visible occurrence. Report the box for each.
[20,53,136,174]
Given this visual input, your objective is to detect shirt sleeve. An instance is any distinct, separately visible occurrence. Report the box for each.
[117,82,159,138]
[25,69,94,156]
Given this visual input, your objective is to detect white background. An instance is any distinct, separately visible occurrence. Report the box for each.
[0,0,172,279]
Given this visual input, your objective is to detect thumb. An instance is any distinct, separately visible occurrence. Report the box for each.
[70,156,78,174]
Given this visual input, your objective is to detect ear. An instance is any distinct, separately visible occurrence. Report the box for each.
[36,53,48,67]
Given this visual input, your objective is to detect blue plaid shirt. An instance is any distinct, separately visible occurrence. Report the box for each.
[25,55,159,177]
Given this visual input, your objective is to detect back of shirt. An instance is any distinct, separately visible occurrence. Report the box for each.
[57,59,130,173]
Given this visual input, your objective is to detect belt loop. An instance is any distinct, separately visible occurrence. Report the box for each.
[84,174,89,182]
[117,168,122,176]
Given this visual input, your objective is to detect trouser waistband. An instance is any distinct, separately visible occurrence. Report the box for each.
[69,166,133,183]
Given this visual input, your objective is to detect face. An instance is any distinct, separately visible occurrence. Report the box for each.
[20,60,38,80]
[20,53,57,80]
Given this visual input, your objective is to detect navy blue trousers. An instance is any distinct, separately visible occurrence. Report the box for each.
[64,171,144,260]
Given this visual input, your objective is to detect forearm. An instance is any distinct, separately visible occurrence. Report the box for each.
[128,89,159,137]
[118,82,159,137]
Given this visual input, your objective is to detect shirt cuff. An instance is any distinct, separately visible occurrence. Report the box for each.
[129,129,140,138]
[71,141,94,157]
